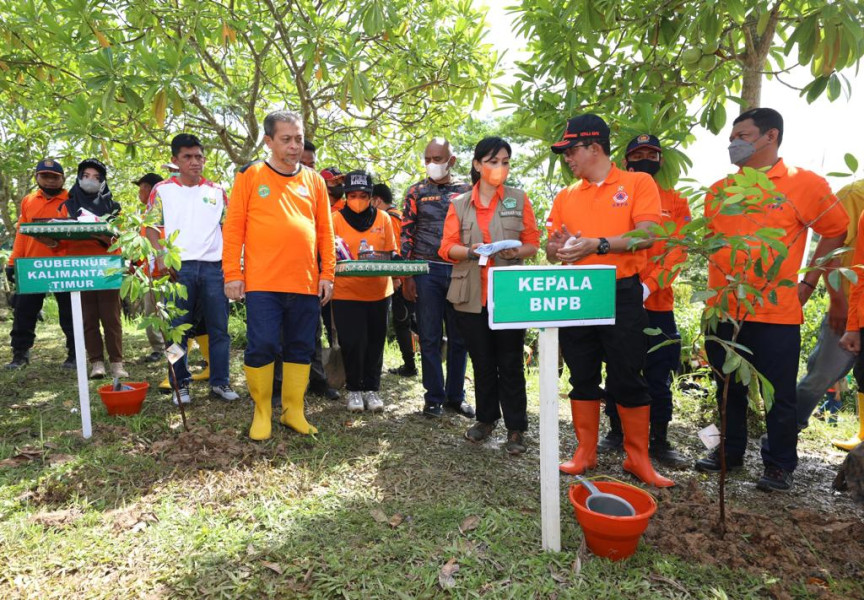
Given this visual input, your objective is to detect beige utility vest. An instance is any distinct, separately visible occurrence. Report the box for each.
[446,186,526,314]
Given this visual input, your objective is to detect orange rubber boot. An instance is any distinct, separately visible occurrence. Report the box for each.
[620,405,675,487]
[560,400,600,475]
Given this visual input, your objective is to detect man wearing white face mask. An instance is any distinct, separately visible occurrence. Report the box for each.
[699,108,848,492]
[401,138,474,418]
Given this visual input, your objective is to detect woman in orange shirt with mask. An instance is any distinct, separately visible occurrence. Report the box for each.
[331,171,397,414]
[439,137,540,455]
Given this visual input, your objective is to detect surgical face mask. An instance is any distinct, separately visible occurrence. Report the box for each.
[426,161,450,181]
[38,184,64,197]
[79,177,102,194]
[626,159,661,176]
[328,184,344,200]
[347,198,370,213]
[728,134,765,167]
[480,164,509,187]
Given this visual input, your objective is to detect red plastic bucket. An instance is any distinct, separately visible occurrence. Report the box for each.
[568,481,657,560]
[97,382,149,416]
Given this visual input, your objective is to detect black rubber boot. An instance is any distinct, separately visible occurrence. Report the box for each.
[597,412,624,454]
[649,422,690,468]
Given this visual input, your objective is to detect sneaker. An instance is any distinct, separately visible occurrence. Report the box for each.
[388,364,418,377]
[364,391,384,412]
[465,421,496,443]
[5,354,29,370]
[694,449,744,473]
[172,385,191,405]
[89,361,106,379]
[143,351,162,363]
[505,430,527,455]
[346,391,364,413]
[445,400,476,418]
[756,465,794,492]
[111,362,129,378]
[211,385,239,401]
[422,403,443,418]
[60,354,76,370]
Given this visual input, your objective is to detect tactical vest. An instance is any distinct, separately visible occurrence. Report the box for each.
[446,186,526,314]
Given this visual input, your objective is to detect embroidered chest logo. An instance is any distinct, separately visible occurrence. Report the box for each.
[766,195,786,210]
[502,197,518,210]
[202,192,218,206]
[612,186,629,207]
[296,185,310,197]
[258,185,270,198]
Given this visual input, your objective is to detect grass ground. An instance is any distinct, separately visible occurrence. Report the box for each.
[0,302,862,599]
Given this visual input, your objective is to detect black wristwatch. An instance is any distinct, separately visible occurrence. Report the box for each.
[596,237,611,255]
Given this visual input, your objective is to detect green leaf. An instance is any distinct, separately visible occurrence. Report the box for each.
[845,153,859,173]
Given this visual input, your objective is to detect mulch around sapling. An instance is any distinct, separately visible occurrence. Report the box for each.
[644,479,864,599]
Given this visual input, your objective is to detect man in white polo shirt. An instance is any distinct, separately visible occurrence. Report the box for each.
[146,133,238,405]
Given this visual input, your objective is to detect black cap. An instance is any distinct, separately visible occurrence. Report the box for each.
[625,134,662,156]
[133,173,164,186]
[35,159,64,176]
[344,170,374,195]
[77,158,108,181]
[550,114,610,154]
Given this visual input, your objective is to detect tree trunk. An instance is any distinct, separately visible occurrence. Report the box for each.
[740,62,762,111]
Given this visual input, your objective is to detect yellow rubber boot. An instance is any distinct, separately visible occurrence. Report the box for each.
[191,335,210,381]
[280,363,317,435]
[159,377,171,393]
[833,392,864,451]
[246,363,275,441]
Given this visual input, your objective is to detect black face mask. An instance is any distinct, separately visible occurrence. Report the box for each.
[626,159,661,176]
[329,185,345,200]
[38,184,64,197]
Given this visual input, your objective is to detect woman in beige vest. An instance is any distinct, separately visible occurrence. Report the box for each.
[438,137,540,455]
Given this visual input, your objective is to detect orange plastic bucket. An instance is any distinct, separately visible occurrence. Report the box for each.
[98,382,149,416]
[568,481,657,560]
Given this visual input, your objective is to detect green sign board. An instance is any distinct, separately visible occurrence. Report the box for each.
[15,255,124,294]
[488,265,617,330]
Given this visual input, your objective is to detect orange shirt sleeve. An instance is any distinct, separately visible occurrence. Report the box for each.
[643,190,691,294]
[846,210,864,331]
[438,203,461,263]
[222,168,249,284]
[631,174,662,224]
[521,194,541,247]
[545,188,566,238]
[314,175,336,282]
[796,174,848,239]
[8,196,29,265]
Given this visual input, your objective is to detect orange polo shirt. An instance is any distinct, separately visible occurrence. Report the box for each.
[641,187,692,312]
[9,189,70,265]
[332,209,396,301]
[846,209,864,331]
[546,165,661,278]
[385,207,403,247]
[439,185,540,306]
[223,161,335,294]
[706,159,848,325]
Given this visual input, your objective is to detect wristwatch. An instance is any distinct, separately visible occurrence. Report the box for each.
[596,237,610,255]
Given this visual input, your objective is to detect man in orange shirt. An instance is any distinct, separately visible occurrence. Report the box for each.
[597,135,691,468]
[546,114,673,488]
[223,110,336,440]
[699,108,848,492]
[6,159,75,370]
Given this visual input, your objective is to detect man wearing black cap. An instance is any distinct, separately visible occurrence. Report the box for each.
[133,173,166,362]
[545,114,674,487]
[595,135,691,468]
[5,159,75,369]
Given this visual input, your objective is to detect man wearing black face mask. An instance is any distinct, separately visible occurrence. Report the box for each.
[5,159,76,369]
[597,135,692,468]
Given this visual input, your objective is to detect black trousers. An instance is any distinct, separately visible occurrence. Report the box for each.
[455,307,528,431]
[10,292,74,356]
[559,276,650,407]
[391,287,416,365]
[706,321,800,472]
[332,298,390,392]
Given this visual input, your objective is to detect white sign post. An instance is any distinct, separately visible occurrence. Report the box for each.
[15,255,124,440]
[488,265,617,552]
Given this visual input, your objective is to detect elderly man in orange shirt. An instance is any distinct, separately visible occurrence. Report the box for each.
[698,108,848,492]
[223,110,335,440]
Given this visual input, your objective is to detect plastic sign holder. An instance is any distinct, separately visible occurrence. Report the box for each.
[15,255,124,439]
[488,265,616,551]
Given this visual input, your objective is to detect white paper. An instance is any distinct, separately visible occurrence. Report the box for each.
[698,424,721,450]
[164,343,186,365]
